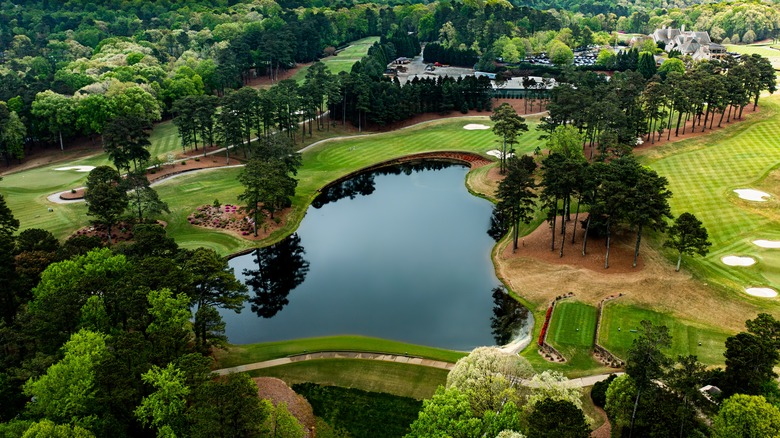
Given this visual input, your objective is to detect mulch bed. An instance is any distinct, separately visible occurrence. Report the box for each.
[71,220,137,243]
[254,377,315,436]
[188,203,292,241]
[503,213,645,274]
[60,188,85,200]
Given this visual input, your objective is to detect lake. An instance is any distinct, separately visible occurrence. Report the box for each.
[222,161,529,351]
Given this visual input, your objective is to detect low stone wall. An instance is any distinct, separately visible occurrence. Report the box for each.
[593,294,625,368]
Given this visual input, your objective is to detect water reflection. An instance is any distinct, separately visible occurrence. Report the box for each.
[243,233,310,318]
[490,287,530,345]
[313,161,461,209]
[224,162,525,349]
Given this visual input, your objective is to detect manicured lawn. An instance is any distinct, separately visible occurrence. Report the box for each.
[148,119,184,161]
[549,301,598,348]
[724,44,780,69]
[290,36,380,82]
[599,302,730,365]
[248,359,447,400]
[215,335,466,369]
[638,96,780,299]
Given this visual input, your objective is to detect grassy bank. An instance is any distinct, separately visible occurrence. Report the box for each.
[215,335,466,369]
[248,359,447,400]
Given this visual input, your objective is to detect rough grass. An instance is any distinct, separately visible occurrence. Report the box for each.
[598,302,730,365]
[215,335,466,369]
[290,36,380,82]
[248,359,447,400]
[638,96,780,300]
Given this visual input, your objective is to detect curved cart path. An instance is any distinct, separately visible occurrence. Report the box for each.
[214,350,622,389]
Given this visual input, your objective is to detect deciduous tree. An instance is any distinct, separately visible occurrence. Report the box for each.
[84,166,128,244]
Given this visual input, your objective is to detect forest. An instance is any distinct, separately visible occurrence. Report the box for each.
[2,0,780,436]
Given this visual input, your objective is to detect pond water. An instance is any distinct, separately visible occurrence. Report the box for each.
[221,161,530,351]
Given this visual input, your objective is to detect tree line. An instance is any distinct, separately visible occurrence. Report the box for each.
[603,314,780,437]
[490,107,712,271]
[543,54,776,156]
[0,191,323,436]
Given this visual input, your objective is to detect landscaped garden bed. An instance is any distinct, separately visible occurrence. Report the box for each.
[187,202,291,240]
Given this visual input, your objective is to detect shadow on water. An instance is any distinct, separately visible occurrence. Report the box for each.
[490,286,531,345]
[312,161,461,209]
[225,160,533,349]
[243,233,310,318]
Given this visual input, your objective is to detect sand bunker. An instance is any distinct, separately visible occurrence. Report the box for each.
[54,166,95,172]
[734,189,771,202]
[464,124,490,130]
[486,149,514,159]
[754,240,780,248]
[721,256,756,266]
[745,287,778,298]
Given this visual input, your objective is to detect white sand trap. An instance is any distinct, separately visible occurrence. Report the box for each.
[754,240,780,248]
[464,124,490,130]
[745,287,778,298]
[54,166,95,172]
[486,149,514,159]
[721,256,756,266]
[734,189,771,202]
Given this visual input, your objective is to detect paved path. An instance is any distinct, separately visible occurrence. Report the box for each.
[215,351,455,375]
[214,350,623,388]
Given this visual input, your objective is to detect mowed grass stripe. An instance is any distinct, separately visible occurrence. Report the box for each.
[247,359,447,400]
[290,36,380,82]
[641,97,780,292]
[548,301,597,348]
[599,302,730,365]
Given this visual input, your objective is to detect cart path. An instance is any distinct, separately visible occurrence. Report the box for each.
[214,350,623,389]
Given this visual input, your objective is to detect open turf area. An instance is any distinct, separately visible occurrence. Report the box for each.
[599,302,730,365]
[0,119,189,241]
[638,96,780,299]
[215,335,466,369]
[725,43,780,69]
[248,359,448,400]
[548,301,598,348]
[290,36,380,82]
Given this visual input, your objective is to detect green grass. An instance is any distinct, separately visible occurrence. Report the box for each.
[248,359,447,400]
[549,301,598,348]
[215,335,467,369]
[148,120,184,161]
[290,36,380,82]
[599,302,730,365]
[724,44,780,69]
[638,96,780,298]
